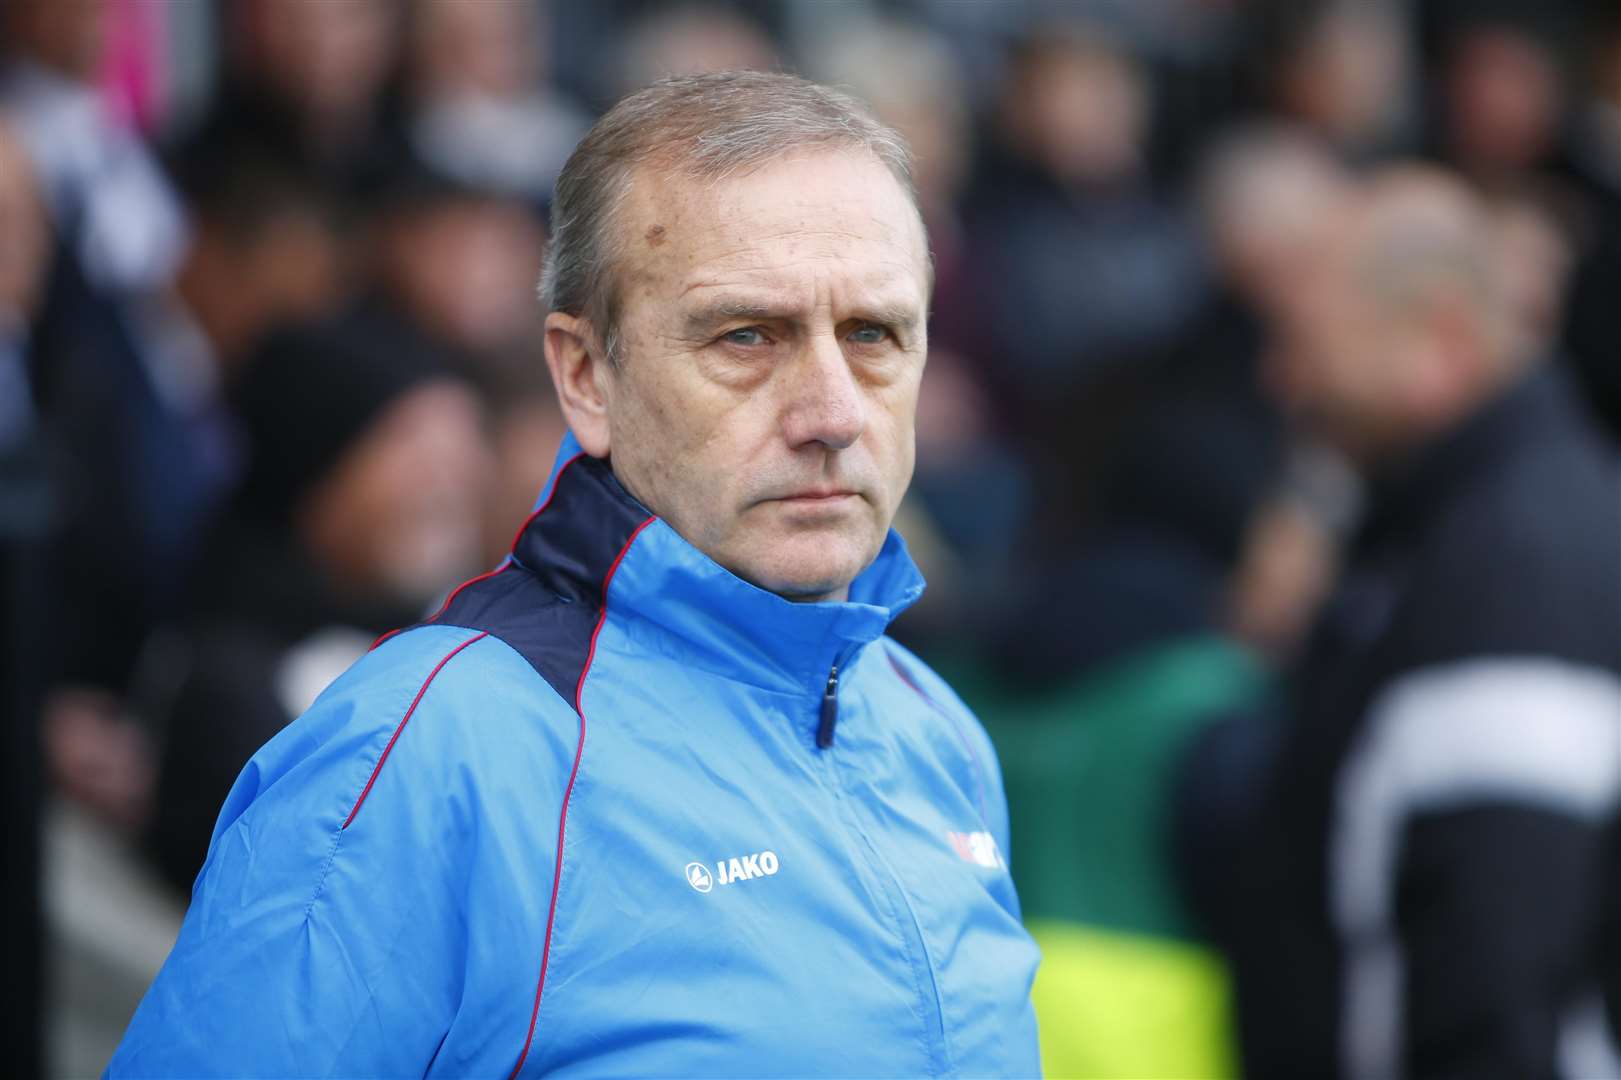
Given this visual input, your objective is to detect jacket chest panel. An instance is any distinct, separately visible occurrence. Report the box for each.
[519,655,1037,1075]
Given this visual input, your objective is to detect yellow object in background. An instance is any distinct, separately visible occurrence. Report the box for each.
[1030,919,1234,1080]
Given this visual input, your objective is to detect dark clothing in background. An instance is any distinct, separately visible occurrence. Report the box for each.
[140,316,447,893]
[5,59,232,694]
[29,240,236,691]
[141,513,420,895]
[961,156,1207,547]
[1179,369,1621,1079]
[985,292,1285,687]
[165,80,399,219]
[1,337,53,1080]
[1563,222,1621,445]
[963,157,1206,406]
[1554,86,1621,446]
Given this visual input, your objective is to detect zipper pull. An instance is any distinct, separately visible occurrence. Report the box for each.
[816,665,839,749]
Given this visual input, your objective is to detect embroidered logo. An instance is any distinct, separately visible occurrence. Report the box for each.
[686,850,780,892]
[947,830,1006,870]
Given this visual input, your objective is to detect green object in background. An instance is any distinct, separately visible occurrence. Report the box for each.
[945,636,1267,1079]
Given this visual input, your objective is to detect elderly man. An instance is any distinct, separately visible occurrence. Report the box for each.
[1179,168,1621,1079]
[109,72,1041,1076]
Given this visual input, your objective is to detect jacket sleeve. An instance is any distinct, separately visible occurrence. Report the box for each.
[1331,658,1621,1080]
[107,628,568,1078]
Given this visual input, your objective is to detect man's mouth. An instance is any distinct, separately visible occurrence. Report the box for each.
[777,488,856,501]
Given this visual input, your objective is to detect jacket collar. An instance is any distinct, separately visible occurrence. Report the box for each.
[514,433,925,695]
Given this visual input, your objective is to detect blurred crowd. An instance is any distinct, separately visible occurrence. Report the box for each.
[3,0,1619,1076]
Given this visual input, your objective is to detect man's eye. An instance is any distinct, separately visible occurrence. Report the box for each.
[848,324,888,345]
[723,327,766,346]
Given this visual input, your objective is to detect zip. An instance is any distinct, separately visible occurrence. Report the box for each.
[816,665,840,749]
[815,713,953,1073]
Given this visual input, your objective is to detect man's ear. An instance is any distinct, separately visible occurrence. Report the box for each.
[544,311,613,458]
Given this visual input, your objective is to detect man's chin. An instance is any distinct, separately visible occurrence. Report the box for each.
[733,540,876,604]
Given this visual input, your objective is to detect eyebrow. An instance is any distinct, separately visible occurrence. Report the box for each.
[681,297,924,338]
[683,300,780,335]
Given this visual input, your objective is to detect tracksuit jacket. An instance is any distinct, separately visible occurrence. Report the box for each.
[108,434,1043,1077]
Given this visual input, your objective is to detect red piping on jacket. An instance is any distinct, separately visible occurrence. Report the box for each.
[341,631,489,830]
[887,647,990,827]
[508,514,657,1079]
[370,452,588,652]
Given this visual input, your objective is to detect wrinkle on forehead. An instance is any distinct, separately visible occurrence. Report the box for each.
[679,249,921,293]
[618,150,928,295]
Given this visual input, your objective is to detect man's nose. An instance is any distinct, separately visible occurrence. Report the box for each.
[782,331,866,451]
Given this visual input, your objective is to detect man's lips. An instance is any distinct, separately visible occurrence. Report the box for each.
[761,488,861,506]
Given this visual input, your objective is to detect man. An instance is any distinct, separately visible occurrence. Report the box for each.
[109,72,1041,1076]
[1179,168,1621,1079]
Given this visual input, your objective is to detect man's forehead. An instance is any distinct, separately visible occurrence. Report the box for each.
[616,149,927,286]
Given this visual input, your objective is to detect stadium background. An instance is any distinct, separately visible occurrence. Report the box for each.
[2,0,1617,1075]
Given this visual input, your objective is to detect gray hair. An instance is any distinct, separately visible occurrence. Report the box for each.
[539,69,921,366]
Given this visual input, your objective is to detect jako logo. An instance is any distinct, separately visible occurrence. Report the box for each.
[686,850,780,892]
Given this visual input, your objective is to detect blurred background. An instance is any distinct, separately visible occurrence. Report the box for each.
[2,0,1618,1076]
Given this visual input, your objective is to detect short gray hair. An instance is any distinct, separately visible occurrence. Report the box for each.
[539,70,921,366]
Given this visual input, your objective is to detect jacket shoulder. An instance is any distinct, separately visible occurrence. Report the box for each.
[881,637,980,724]
[216,622,579,836]
[110,625,581,1076]
[879,638,1014,841]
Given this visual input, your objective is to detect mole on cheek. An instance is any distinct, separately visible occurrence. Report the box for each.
[645,224,667,246]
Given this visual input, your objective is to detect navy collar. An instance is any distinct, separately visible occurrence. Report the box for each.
[512,433,925,695]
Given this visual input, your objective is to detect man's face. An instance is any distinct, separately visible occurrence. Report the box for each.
[596,149,929,601]
[1271,212,1418,458]
[301,382,491,607]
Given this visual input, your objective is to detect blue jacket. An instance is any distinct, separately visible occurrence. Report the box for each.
[109,435,1043,1077]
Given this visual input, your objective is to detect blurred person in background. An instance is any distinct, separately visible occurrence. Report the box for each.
[468,356,569,572]
[1196,125,1357,335]
[363,154,547,369]
[613,2,777,100]
[965,24,1207,552]
[975,129,1353,692]
[166,144,345,385]
[1,110,55,1080]
[1434,18,1567,192]
[1179,166,1621,1079]
[350,146,558,589]
[1185,126,1358,663]
[1561,6,1621,223]
[400,0,587,208]
[1424,8,1621,449]
[1561,10,1621,444]
[0,114,49,467]
[168,0,400,208]
[141,316,489,895]
[2,0,237,837]
[1257,0,1413,163]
